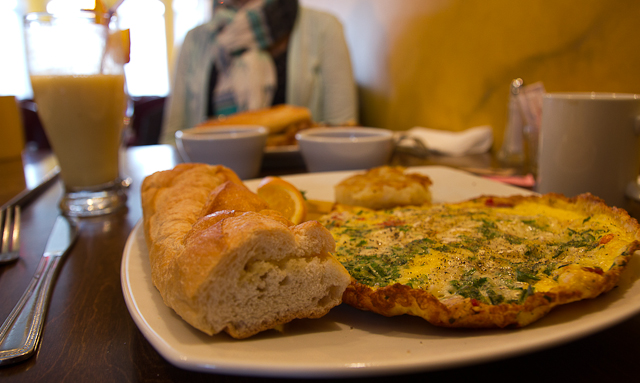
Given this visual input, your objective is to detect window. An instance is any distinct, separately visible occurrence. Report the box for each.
[0,0,31,99]
[0,0,212,99]
[172,0,212,49]
[117,0,170,96]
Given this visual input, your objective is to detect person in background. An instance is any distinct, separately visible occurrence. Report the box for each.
[160,0,358,145]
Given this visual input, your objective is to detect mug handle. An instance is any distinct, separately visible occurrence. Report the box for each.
[626,115,640,201]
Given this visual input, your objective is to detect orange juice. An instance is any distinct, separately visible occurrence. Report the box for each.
[30,74,127,189]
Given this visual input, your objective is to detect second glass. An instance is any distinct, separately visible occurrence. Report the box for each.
[24,12,128,217]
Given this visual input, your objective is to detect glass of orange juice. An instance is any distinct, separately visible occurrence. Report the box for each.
[24,12,128,217]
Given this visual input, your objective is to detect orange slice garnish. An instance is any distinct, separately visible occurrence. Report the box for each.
[91,1,108,24]
[257,177,307,224]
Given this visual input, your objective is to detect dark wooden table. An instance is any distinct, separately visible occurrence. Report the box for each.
[1,145,640,383]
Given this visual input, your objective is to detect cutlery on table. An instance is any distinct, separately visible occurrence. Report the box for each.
[0,216,77,365]
[0,205,20,264]
[1,166,60,211]
[0,166,61,265]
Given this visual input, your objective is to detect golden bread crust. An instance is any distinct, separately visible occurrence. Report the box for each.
[195,104,313,146]
[141,163,351,338]
[323,193,640,328]
[334,166,433,210]
[141,164,243,294]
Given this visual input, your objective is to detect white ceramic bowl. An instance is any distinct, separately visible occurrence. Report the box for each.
[296,127,395,172]
[175,125,268,179]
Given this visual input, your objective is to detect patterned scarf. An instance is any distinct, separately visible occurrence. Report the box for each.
[211,0,277,116]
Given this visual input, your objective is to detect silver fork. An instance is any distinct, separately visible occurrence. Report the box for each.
[0,206,21,263]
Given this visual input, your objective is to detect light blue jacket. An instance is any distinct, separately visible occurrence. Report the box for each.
[160,7,358,145]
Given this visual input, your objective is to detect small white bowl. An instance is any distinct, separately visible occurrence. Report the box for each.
[175,125,268,179]
[296,127,395,172]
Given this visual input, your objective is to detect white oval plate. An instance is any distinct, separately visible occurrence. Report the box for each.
[121,166,640,378]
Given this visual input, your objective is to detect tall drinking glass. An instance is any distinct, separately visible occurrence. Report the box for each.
[24,12,128,217]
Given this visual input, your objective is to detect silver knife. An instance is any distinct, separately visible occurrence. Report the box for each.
[0,216,77,366]
[0,166,60,211]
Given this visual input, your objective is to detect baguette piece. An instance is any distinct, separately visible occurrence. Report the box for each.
[141,163,350,339]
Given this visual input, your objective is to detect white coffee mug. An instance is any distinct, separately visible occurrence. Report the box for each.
[536,92,640,207]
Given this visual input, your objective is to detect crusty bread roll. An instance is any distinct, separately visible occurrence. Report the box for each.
[195,104,313,147]
[335,166,433,210]
[141,163,350,339]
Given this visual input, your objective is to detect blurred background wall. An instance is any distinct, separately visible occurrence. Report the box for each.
[304,0,640,151]
[4,0,640,151]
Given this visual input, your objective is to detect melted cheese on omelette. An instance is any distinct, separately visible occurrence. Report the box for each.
[322,197,636,306]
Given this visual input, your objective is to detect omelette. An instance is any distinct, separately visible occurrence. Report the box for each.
[321,193,640,328]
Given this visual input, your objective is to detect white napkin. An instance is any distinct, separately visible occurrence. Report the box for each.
[398,126,493,156]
